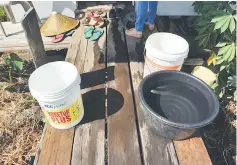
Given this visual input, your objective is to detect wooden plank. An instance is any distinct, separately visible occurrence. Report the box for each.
[173,137,212,165]
[184,58,204,66]
[65,24,84,64]
[167,142,180,165]
[0,22,71,52]
[107,20,142,165]
[33,126,46,165]
[21,8,47,67]
[0,37,70,45]
[0,44,70,52]
[70,23,106,165]
[130,62,179,165]
[27,1,41,24]
[126,25,179,165]
[73,31,88,74]
[35,126,75,165]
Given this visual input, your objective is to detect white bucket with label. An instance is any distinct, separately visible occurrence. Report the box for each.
[29,61,84,129]
[144,32,189,77]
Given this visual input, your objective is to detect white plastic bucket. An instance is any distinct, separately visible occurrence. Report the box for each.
[29,61,84,129]
[143,32,189,77]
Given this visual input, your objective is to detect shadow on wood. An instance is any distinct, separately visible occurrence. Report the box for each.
[81,66,114,89]
[80,88,124,125]
[104,19,145,64]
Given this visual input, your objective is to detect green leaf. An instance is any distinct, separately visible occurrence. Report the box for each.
[9,53,23,62]
[233,14,237,21]
[211,15,228,22]
[220,62,227,71]
[198,25,212,35]
[229,17,236,33]
[211,83,218,89]
[214,16,229,30]
[203,49,212,53]
[212,52,217,66]
[222,45,233,61]
[198,35,209,47]
[4,57,11,65]
[228,44,236,62]
[234,90,237,101]
[212,11,229,17]
[215,56,222,60]
[216,42,227,47]
[13,61,24,71]
[218,45,231,55]
[219,88,225,98]
[203,35,210,48]
[220,17,231,33]
[216,57,225,65]
[4,53,24,71]
[227,76,236,87]
[195,33,208,41]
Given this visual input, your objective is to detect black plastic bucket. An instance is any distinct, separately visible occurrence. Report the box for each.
[138,71,219,140]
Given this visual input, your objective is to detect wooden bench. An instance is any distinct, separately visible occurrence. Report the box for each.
[34,5,213,165]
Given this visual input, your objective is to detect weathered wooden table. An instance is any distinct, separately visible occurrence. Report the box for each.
[34,10,213,165]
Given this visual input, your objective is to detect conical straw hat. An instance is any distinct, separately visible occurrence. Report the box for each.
[40,12,79,36]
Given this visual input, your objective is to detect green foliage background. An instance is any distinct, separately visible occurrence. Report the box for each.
[193,1,236,100]
[0,7,7,22]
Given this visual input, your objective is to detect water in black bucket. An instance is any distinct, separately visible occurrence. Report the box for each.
[139,71,219,140]
[147,81,209,124]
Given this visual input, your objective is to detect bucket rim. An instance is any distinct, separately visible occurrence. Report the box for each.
[29,61,81,101]
[29,75,80,102]
[145,32,189,61]
[138,70,219,129]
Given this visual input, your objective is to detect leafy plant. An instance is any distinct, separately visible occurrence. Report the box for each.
[193,1,236,100]
[0,7,7,22]
[4,53,24,83]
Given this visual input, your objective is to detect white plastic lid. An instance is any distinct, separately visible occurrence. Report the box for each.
[145,32,189,61]
[29,61,80,100]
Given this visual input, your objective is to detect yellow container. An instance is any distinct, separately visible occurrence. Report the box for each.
[192,66,216,86]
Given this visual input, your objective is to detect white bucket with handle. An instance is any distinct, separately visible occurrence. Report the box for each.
[144,32,189,77]
[29,61,84,129]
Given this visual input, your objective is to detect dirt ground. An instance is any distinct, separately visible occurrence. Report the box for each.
[0,50,44,165]
[203,99,236,165]
[0,49,66,165]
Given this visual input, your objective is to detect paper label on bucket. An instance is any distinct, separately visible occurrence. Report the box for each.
[43,96,83,127]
